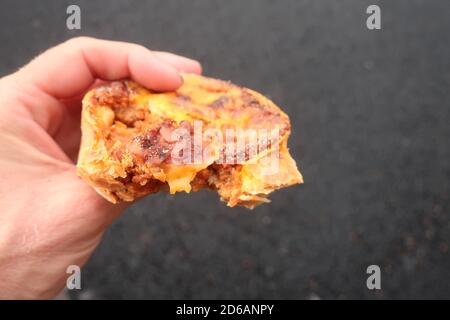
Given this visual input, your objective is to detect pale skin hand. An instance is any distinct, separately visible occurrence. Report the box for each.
[0,37,202,299]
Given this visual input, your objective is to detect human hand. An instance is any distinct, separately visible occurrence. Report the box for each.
[0,37,201,299]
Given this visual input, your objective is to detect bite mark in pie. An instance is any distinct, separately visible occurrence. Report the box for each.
[76,73,303,208]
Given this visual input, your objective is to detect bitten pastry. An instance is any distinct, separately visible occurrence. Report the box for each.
[76,73,303,208]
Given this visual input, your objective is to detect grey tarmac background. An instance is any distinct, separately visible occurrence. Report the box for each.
[0,0,449,299]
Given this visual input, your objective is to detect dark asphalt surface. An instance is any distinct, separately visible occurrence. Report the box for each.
[1,0,449,299]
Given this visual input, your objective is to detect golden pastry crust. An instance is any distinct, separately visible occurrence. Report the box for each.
[76,73,303,208]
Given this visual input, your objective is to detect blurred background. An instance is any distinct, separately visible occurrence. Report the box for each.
[0,0,449,299]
